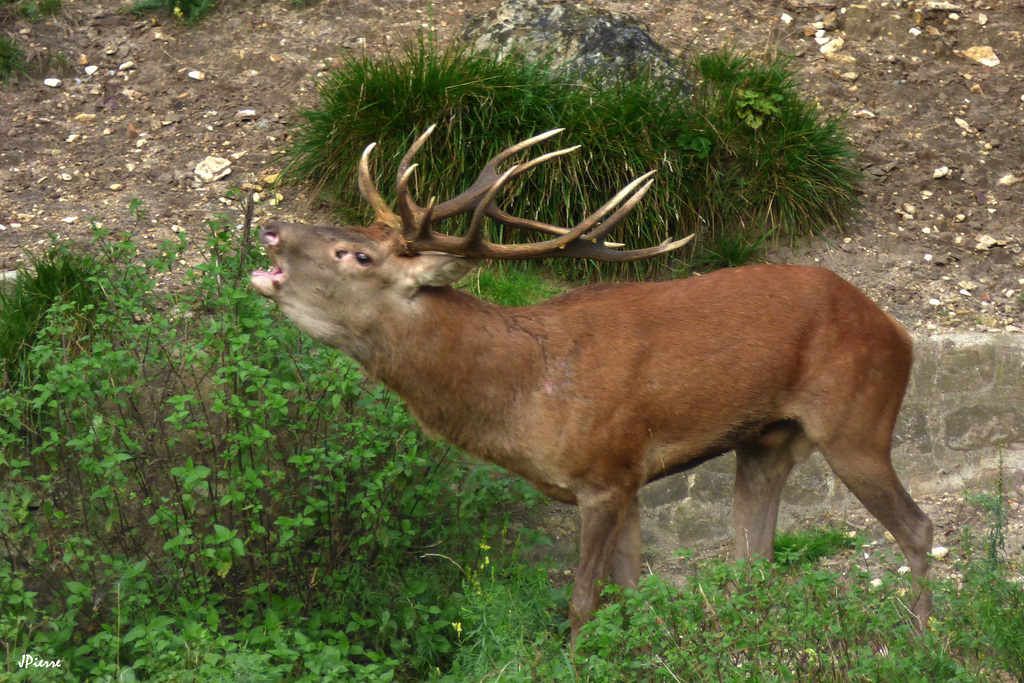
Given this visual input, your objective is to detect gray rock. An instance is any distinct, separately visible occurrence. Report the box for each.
[461,0,688,90]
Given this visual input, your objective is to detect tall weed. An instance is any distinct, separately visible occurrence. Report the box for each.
[955,465,1024,679]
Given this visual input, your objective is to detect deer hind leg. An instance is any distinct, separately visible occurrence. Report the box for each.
[570,489,638,640]
[733,423,815,560]
[818,438,933,630]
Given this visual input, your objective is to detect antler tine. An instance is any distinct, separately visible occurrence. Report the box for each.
[497,145,581,188]
[564,171,657,242]
[394,162,449,255]
[480,206,623,245]
[397,163,425,239]
[391,126,439,235]
[478,169,654,252]
[580,173,656,243]
[396,124,438,193]
[394,126,575,239]
[393,155,621,252]
[393,124,558,230]
[427,128,568,221]
[484,127,566,169]
[457,170,654,255]
[358,142,400,227]
[572,233,695,263]
[455,143,581,237]
[446,169,661,261]
[464,164,520,249]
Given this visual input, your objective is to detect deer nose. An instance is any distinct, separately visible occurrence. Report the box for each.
[259,225,280,246]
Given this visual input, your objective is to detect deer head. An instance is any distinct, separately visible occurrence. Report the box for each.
[252,126,691,362]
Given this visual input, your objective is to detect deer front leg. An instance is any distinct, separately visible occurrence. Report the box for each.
[570,489,636,641]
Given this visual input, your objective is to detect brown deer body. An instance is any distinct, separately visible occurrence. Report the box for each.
[252,128,933,641]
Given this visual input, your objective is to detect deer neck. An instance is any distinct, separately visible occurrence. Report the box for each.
[357,286,543,448]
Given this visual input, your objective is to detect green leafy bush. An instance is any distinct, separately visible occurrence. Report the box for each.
[428,509,1023,681]
[0,208,540,680]
[285,35,860,277]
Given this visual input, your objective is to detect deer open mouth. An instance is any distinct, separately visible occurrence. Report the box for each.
[252,225,287,298]
[251,263,285,297]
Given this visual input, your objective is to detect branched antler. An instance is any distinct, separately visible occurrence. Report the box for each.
[357,126,693,262]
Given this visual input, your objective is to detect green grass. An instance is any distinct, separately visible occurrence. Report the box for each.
[129,0,215,23]
[439,550,575,681]
[773,525,861,568]
[460,266,565,307]
[284,34,861,278]
[0,34,29,85]
[16,0,61,21]
[0,243,104,386]
[0,0,62,22]
[693,230,773,270]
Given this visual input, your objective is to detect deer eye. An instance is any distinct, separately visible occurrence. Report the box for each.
[333,249,372,266]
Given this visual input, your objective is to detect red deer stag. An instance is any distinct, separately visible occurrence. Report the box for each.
[251,126,933,641]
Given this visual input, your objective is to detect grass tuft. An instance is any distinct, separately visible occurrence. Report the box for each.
[0,244,104,387]
[284,34,861,278]
[16,0,61,21]
[129,0,215,23]
[0,34,30,85]
[773,525,861,568]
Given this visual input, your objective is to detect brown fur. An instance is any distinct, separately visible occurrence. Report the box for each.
[252,219,933,642]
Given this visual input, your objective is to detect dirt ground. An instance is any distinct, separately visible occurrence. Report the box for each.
[2,0,1022,569]
[2,0,1023,328]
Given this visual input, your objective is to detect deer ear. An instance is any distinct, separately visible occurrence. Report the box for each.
[398,252,478,295]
